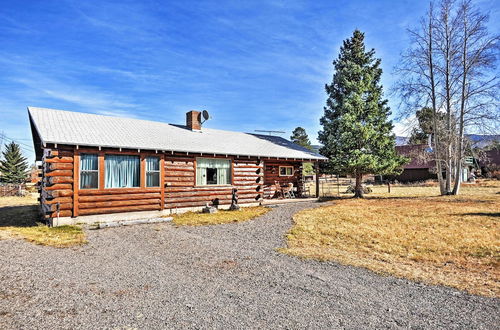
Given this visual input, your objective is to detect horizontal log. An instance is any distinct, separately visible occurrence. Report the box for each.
[79,188,161,196]
[79,193,161,202]
[163,167,194,172]
[49,150,74,157]
[45,170,73,177]
[164,158,194,164]
[233,164,261,169]
[167,196,231,203]
[49,162,74,170]
[233,176,263,180]
[44,156,74,163]
[43,197,73,204]
[78,204,159,216]
[44,203,72,211]
[164,185,258,192]
[48,176,74,184]
[42,189,74,198]
[234,168,262,174]
[49,210,73,218]
[165,177,194,183]
[165,190,259,198]
[44,183,73,191]
[167,182,195,187]
[165,171,194,177]
[79,199,160,209]
[233,181,260,185]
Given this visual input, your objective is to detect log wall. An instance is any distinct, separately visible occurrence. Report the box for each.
[164,155,263,209]
[39,145,308,219]
[39,148,75,219]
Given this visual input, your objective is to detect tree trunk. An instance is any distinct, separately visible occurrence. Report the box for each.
[427,5,446,196]
[354,172,364,198]
[452,8,468,196]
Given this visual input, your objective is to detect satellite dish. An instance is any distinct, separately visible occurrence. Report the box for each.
[202,110,210,121]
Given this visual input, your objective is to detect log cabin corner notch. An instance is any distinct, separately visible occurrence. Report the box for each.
[28,106,327,226]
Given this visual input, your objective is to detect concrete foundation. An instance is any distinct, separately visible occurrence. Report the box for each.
[50,202,262,227]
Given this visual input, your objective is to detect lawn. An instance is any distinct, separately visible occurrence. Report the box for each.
[0,195,86,247]
[173,206,270,226]
[281,180,500,297]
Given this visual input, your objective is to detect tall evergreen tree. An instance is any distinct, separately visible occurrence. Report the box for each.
[0,141,29,184]
[290,127,313,150]
[319,30,407,197]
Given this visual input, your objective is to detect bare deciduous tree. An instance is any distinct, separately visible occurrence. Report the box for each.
[394,0,499,195]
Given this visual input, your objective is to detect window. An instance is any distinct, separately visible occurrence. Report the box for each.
[279,166,293,176]
[80,154,98,189]
[196,158,231,185]
[146,156,160,187]
[105,155,140,188]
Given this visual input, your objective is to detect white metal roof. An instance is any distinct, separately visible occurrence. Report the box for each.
[28,107,326,161]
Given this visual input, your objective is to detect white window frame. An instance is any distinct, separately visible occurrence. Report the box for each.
[279,166,294,176]
[145,156,161,188]
[80,153,99,189]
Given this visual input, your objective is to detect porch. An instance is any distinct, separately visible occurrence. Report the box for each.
[262,160,320,200]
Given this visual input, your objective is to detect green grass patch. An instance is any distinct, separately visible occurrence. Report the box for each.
[0,195,86,248]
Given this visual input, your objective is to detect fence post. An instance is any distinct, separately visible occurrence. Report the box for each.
[315,162,320,198]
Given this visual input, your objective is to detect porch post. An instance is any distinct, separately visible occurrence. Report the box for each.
[315,161,320,198]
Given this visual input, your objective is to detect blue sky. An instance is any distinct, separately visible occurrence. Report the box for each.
[1,0,498,162]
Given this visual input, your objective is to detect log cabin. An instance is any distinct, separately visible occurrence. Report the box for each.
[28,107,326,226]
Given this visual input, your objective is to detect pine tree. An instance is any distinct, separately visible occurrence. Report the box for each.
[290,127,313,150]
[318,30,407,198]
[408,107,445,145]
[0,141,29,184]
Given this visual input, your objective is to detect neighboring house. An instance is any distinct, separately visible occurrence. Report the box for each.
[479,148,500,178]
[28,107,326,225]
[385,144,437,182]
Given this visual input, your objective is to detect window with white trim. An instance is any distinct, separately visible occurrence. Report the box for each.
[279,166,293,176]
[196,158,231,185]
[80,153,98,189]
[146,156,160,187]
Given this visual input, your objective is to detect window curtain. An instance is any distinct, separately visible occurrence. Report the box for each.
[105,155,140,188]
[196,158,231,185]
[146,157,160,187]
[80,154,98,189]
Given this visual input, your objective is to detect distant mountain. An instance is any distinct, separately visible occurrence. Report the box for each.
[310,134,498,157]
[395,134,499,148]
[466,134,500,148]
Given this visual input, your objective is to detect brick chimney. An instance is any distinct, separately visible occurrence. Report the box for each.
[186,110,201,130]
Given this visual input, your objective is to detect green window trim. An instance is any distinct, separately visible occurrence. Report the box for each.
[196,158,232,186]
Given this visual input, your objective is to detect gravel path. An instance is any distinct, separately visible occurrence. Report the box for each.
[1,202,498,329]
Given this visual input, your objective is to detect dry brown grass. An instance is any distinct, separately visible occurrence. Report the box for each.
[173,206,271,226]
[281,180,500,297]
[0,195,86,247]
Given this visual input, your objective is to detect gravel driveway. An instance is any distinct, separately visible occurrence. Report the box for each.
[1,202,498,329]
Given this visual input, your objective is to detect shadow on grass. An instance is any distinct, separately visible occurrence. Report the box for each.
[0,205,40,227]
[460,212,500,217]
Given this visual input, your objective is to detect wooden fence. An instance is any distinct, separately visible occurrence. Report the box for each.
[0,184,27,197]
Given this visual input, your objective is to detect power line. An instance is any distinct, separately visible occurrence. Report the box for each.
[0,133,34,150]
[0,133,35,155]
